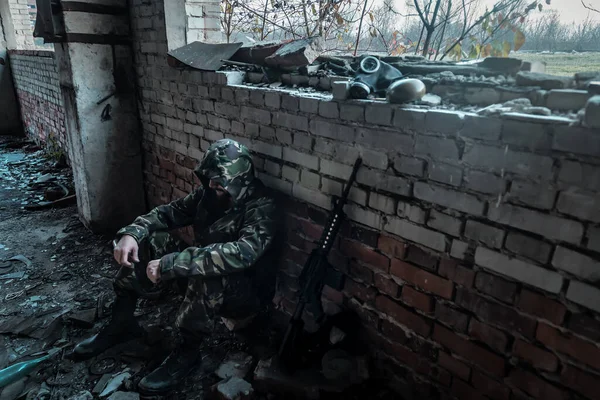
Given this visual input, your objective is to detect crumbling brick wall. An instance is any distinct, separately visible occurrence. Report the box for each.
[130,1,600,398]
[8,50,67,156]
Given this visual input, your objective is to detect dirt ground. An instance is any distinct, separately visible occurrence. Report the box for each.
[0,136,393,400]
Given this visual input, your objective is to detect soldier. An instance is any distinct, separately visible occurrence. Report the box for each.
[71,139,279,395]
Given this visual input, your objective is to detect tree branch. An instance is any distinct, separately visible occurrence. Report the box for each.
[581,0,600,13]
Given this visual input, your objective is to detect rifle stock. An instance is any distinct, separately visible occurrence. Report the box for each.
[277,157,362,369]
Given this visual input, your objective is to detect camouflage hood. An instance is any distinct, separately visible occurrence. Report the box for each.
[194,139,256,204]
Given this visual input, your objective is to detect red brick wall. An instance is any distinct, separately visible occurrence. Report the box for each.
[8,50,67,156]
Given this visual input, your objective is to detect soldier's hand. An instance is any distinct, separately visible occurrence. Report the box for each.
[114,235,140,267]
[146,259,161,284]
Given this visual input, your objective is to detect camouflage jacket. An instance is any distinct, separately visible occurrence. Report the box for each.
[117,140,278,281]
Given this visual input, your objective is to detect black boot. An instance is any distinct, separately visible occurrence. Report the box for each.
[138,333,203,395]
[71,294,144,360]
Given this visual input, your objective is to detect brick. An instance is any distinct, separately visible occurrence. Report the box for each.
[427,210,463,237]
[292,184,330,210]
[414,182,485,216]
[469,319,509,352]
[299,97,319,113]
[469,371,509,400]
[561,365,599,400]
[264,91,281,108]
[344,203,382,230]
[462,143,553,180]
[405,246,438,270]
[456,288,536,338]
[340,239,390,272]
[552,246,600,281]
[310,119,355,142]
[439,259,475,288]
[465,171,505,195]
[272,112,308,132]
[299,169,320,190]
[282,165,299,182]
[356,128,413,152]
[281,94,299,111]
[513,339,558,372]
[401,286,434,313]
[517,290,566,325]
[507,181,556,210]
[475,272,518,304]
[365,104,392,125]
[391,259,453,299]
[339,104,364,122]
[378,235,407,259]
[348,187,368,206]
[438,352,470,381]
[375,296,432,337]
[283,148,318,170]
[502,119,552,150]
[369,192,396,214]
[553,125,600,157]
[375,274,401,297]
[507,370,566,400]
[568,314,600,342]
[357,168,411,197]
[588,226,600,253]
[505,233,551,264]
[394,156,425,177]
[537,323,600,370]
[344,278,377,303]
[475,247,563,293]
[415,136,459,161]
[461,115,502,141]
[558,161,600,192]
[425,110,465,134]
[557,190,600,223]
[427,163,463,187]
[465,221,505,249]
[397,201,426,224]
[566,280,600,313]
[291,133,311,150]
[349,225,380,248]
[318,101,339,118]
[357,146,388,170]
[450,240,469,260]
[393,108,426,131]
[320,159,353,180]
[385,218,447,252]
[433,324,505,376]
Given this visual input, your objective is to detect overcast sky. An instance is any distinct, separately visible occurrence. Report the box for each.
[391,0,600,23]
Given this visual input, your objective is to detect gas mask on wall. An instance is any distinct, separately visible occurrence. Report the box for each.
[349,56,403,99]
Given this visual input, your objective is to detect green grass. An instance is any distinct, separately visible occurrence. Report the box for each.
[515,52,600,76]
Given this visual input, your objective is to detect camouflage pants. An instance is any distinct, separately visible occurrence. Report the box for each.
[113,232,261,335]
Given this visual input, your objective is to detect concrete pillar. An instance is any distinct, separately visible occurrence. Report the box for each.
[0,5,24,135]
[0,0,35,49]
[54,1,145,233]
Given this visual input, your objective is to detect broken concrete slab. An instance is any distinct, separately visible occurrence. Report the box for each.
[99,371,131,398]
[69,309,96,328]
[231,40,287,65]
[516,71,573,90]
[216,352,254,380]
[215,377,253,400]
[521,60,546,74]
[264,37,323,69]
[92,374,112,394]
[546,89,591,110]
[107,392,139,400]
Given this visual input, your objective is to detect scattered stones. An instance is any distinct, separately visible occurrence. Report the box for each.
[584,96,600,129]
[216,377,254,400]
[69,308,96,328]
[216,352,254,380]
[516,71,573,90]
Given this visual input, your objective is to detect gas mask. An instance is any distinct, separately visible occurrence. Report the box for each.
[349,56,403,99]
